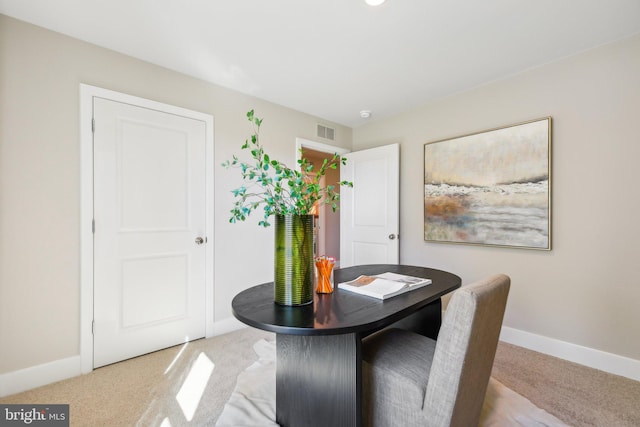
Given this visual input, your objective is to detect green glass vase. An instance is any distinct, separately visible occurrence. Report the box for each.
[274,214,314,306]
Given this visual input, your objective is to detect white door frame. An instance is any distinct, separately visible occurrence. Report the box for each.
[296,138,350,264]
[79,84,215,373]
[295,138,350,157]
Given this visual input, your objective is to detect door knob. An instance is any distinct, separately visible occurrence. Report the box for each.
[388,234,396,240]
[195,237,205,245]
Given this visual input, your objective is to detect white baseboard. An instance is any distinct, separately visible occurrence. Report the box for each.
[500,326,640,382]
[0,318,247,398]
[0,355,81,398]
[7,323,634,398]
[211,317,247,336]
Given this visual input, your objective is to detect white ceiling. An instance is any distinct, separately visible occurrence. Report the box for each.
[2,0,640,127]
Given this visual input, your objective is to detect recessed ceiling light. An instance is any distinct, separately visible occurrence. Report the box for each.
[360,110,372,119]
[365,0,386,6]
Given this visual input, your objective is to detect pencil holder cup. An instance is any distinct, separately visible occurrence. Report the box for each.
[315,259,335,294]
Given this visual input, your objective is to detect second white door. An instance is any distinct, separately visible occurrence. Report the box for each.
[93,97,207,368]
[340,143,400,267]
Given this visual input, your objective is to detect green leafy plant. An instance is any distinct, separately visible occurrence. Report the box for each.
[223,110,353,227]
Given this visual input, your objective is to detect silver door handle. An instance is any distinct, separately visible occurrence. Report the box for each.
[388,234,396,240]
[195,237,205,245]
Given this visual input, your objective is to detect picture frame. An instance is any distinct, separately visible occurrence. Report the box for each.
[424,117,552,250]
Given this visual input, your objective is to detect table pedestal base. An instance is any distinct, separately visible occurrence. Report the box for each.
[276,333,362,427]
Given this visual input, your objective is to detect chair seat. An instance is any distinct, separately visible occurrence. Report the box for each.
[363,328,436,426]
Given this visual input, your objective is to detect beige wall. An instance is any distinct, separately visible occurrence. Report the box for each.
[2,10,638,379]
[353,34,640,361]
[0,14,352,374]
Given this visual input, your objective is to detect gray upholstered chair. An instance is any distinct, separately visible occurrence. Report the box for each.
[362,274,510,427]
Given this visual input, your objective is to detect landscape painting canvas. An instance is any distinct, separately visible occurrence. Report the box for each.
[424,118,551,250]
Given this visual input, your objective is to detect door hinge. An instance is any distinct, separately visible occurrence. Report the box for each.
[92,320,95,335]
[92,219,95,234]
[91,118,95,133]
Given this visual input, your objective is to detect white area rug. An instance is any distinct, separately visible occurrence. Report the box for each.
[216,339,569,427]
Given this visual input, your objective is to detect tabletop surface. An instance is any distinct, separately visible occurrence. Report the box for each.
[232,264,461,336]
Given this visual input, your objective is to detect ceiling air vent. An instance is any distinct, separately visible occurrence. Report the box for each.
[317,124,335,141]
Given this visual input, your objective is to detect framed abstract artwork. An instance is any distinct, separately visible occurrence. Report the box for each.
[424,117,551,250]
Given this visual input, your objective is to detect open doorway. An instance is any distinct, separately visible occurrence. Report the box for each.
[297,138,349,267]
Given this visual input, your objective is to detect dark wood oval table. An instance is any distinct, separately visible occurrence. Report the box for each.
[232,264,461,427]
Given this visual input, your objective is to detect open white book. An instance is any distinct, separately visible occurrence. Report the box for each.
[337,272,432,300]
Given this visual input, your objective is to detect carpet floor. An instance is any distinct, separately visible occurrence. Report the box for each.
[2,327,639,426]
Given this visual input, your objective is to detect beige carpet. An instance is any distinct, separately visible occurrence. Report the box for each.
[492,342,640,427]
[1,327,274,426]
[2,327,640,426]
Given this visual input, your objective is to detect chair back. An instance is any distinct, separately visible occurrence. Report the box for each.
[423,274,510,427]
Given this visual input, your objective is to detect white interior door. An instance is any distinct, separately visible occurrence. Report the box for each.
[93,97,207,368]
[340,143,400,267]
